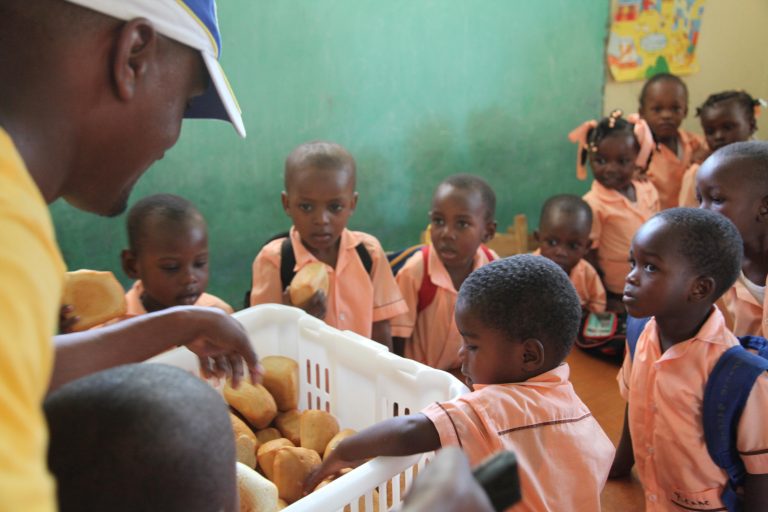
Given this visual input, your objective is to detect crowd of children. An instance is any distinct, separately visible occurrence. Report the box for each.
[54,70,768,511]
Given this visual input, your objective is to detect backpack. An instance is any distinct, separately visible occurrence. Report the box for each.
[575,311,627,359]
[626,316,768,512]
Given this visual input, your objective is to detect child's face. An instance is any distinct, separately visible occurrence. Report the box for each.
[455,302,526,387]
[589,132,638,191]
[697,156,763,241]
[282,166,357,254]
[123,219,210,310]
[700,102,755,152]
[430,185,495,272]
[623,218,698,320]
[535,215,591,275]
[640,80,688,140]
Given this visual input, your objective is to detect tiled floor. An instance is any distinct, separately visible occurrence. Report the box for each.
[565,348,645,512]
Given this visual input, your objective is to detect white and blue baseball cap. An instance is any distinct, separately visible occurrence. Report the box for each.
[65,0,245,137]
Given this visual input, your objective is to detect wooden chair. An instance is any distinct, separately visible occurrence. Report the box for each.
[486,214,530,257]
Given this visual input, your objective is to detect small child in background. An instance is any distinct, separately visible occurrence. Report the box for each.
[534,194,606,314]
[679,90,761,207]
[121,194,233,315]
[638,72,706,209]
[610,208,768,510]
[697,141,768,337]
[391,174,497,374]
[250,141,406,348]
[45,364,238,512]
[306,255,615,511]
[570,110,659,311]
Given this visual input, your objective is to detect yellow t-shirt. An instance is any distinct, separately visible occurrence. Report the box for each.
[0,127,65,511]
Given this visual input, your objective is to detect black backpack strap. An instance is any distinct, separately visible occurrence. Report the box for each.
[355,243,373,275]
[280,237,296,290]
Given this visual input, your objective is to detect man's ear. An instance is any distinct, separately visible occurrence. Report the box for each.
[121,249,140,279]
[690,276,715,303]
[112,18,157,101]
[482,219,497,243]
[521,338,545,372]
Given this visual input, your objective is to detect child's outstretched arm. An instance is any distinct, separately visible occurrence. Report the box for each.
[304,413,440,493]
[609,404,635,478]
[745,474,768,511]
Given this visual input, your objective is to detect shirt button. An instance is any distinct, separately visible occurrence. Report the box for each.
[339,313,346,321]
[648,447,654,454]
[648,494,657,502]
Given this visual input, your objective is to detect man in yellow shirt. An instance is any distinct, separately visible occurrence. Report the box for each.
[0,1,254,510]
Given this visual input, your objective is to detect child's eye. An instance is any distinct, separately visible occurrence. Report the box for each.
[628,259,636,269]
[569,242,582,250]
[620,158,632,165]
[160,265,180,273]
[547,239,559,247]
[594,157,606,165]
[432,218,445,227]
[328,203,344,213]
[298,203,313,212]
[457,220,470,229]
[194,260,208,269]
[644,263,657,272]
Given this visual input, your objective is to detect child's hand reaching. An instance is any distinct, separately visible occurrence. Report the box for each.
[303,448,366,496]
[691,145,711,165]
[59,304,79,334]
[283,288,327,320]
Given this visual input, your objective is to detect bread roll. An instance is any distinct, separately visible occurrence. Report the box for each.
[274,410,301,446]
[256,428,282,445]
[235,434,257,469]
[272,447,321,504]
[300,410,339,454]
[224,382,278,429]
[261,356,299,411]
[277,499,288,510]
[230,413,259,447]
[323,428,356,459]
[257,438,294,481]
[236,462,278,512]
[289,262,329,306]
[61,270,127,331]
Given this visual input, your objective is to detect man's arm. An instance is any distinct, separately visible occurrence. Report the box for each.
[304,413,440,492]
[51,306,259,392]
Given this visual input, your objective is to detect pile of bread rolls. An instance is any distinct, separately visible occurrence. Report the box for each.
[227,355,357,511]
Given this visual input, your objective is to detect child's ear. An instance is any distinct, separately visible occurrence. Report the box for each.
[759,195,768,222]
[281,191,290,214]
[349,192,359,213]
[533,230,541,243]
[689,276,715,303]
[521,338,545,372]
[482,220,497,243]
[121,249,140,279]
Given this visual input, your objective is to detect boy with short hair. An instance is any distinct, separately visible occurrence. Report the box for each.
[306,255,615,511]
[45,363,238,512]
[534,194,606,314]
[610,208,768,510]
[697,141,768,337]
[250,141,407,347]
[391,174,497,372]
[121,194,233,315]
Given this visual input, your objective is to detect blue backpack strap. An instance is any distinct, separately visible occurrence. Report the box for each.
[703,338,768,512]
[625,316,651,360]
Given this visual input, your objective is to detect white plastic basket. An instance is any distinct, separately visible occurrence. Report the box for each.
[148,304,468,511]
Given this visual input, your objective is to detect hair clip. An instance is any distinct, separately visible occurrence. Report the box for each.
[755,98,767,119]
[568,119,598,180]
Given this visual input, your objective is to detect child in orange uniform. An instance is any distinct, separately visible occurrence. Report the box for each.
[534,194,605,314]
[610,208,768,510]
[121,194,233,315]
[678,90,761,207]
[306,255,615,512]
[697,141,768,337]
[638,73,705,209]
[250,141,406,348]
[391,174,497,373]
[570,110,659,311]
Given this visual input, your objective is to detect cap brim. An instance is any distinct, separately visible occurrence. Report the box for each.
[185,52,246,138]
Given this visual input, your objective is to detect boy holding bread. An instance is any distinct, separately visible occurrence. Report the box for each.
[305,255,615,511]
[250,141,407,348]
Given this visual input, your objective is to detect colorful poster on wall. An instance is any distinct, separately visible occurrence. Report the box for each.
[607,0,705,82]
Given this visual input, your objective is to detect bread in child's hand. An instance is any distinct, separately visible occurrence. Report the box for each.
[261,356,299,411]
[235,434,257,469]
[224,382,278,429]
[257,438,295,481]
[289,262,329,307]
[236,462,278,512]
[274,410,301,446]
[61,270,127,331]
[256,427,282,445]
[300,409,340,454]
[272,447,322,504]
[323,428,356,459]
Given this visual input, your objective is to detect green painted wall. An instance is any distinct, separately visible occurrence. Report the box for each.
[51,1,609,309]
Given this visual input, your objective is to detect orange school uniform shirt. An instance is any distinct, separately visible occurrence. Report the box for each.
[583,179,660,295]
[124,280,234,316]
[421,364,615,512]
[250,227,407,338]
[718,273,765,337]
[391,245,496,371]
[678,162,700,208]
[534,250,606,313]
[646,129,704,210]
[617,309,768,511]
